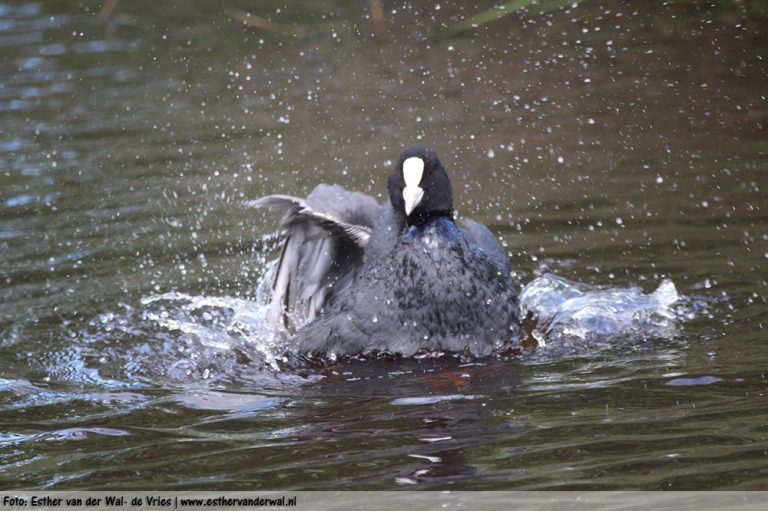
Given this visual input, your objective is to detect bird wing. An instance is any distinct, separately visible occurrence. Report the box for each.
[458,218,511,274]
[246,194,373,247]
[247,184,382,332]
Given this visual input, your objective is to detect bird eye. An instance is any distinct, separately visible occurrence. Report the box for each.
[428,169,433,176]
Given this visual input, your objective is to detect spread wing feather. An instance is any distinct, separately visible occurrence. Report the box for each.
[246,195,372,247]
[247,185,381,332]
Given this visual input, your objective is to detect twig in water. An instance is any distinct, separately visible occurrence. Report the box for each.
[441,0,579,38]
[370,0,385,33]
[226,5,304,37]
[98,0,120,23]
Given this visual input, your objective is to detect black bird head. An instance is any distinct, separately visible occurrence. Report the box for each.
[388,145,454,226]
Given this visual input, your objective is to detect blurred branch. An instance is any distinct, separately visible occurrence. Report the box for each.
[226,5,305,37]
[442,0,579,37]
[370,0,385,33]
[98,0,120,23]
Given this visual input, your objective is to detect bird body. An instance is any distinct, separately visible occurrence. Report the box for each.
[295,213,519,358]
[250,146,520,360]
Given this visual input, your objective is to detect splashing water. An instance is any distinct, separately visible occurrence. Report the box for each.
[68,261,688,387]
[54,261,308,387]
[520,273,682,349]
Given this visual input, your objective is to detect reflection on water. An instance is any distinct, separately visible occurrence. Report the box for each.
[1,0,767,491]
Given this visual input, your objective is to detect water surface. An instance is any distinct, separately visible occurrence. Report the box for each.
[1,0,767,490]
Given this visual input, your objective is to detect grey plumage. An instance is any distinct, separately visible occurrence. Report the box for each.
[292,210,519,358]
[458,218,511,274]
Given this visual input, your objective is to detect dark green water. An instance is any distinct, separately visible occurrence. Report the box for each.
[1,0,767,490]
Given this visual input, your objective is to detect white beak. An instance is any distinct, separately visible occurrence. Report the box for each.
[403,186,424,216]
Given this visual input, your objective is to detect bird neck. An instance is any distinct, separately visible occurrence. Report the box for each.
[405,209,455,228]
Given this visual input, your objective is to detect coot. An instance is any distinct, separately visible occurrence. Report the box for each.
[250,145,520,359]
